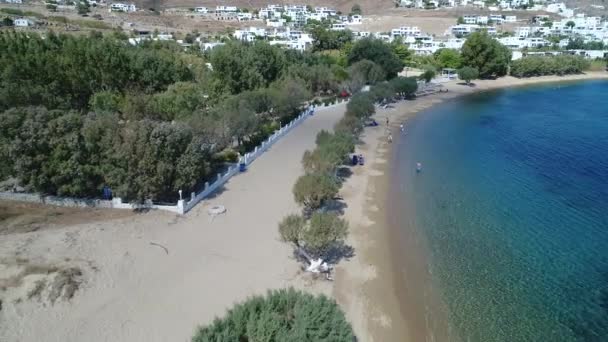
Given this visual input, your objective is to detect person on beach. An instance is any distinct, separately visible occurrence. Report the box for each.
[388,133,393,143]
[400,124,404,132]
[386,117,389,126]
[416,162,422,172]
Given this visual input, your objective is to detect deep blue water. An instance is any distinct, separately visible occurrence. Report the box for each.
[395,81,608,341]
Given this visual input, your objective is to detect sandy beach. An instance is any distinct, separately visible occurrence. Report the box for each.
[333,72,608,342]
[1,72,607,342]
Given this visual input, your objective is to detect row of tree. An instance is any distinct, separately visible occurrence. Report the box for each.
[1,30,416,202]
[510,55,590,77]
[279,73,418,266]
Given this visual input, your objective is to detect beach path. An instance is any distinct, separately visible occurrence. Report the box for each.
[0,104,346,342]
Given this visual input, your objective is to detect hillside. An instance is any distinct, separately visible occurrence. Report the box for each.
[138,0,397,15]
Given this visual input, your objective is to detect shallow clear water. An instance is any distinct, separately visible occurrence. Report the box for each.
[395,81,608,341]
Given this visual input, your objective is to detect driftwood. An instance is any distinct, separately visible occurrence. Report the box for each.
[149,242,169,255]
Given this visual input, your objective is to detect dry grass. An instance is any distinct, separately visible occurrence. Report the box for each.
[48,267,83,303]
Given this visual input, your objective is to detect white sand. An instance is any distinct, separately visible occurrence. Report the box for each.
[0,104,346,342]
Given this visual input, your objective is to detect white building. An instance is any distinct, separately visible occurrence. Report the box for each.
[110,3,137,12]
[314,7,337,16]
[348,15,362,25]
[266,18,286,27]
[194,7,208,13]
[391,26,422,38]
[234,27,267,42]
[215,6,238,13]
[331,23,346,31]
[14,18,32,27]
[237,13,253,21]
[505,15,517,23]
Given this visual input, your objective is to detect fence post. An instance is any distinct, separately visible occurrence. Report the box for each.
[177,200,185,215]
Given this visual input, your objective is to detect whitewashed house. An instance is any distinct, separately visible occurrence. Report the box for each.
[110,3,136,12]
[237,13,253,21]
[14,18,32,27]
[331,23,346,31]
[349,15,363,25]
[194,7,209,13]
[215,6,238,13]
[391,26,422,38]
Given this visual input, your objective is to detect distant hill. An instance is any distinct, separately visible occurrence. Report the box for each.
[137,0,397,15]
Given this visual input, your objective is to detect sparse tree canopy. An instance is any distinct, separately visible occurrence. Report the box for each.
[457,66,479,84]
[293,173,339,212]
[192,288,355,342]
[419,67,436,83]
[461,31,511,79]
[348,59,386,85]
[304,212,349,258]
[348,38,404,79]
[350,4,362,15]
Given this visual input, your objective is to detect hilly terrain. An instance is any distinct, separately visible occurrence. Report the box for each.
[138,0,397,14]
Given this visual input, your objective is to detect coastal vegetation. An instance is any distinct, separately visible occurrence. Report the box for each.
[0,31,394,203]
[510,55,590,77]
[460,31,512,79]
[457,66,480,84]
[192,288,355,342]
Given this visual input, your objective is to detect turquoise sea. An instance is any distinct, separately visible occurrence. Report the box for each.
[394,80,608,341]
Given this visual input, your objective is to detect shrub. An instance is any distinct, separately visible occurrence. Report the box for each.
[192,288,355,342]
[510,55,590,78]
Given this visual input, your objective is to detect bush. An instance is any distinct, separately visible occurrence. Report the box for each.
[510,55,590,77]
[457,66,479,84]
[192,288,355,342]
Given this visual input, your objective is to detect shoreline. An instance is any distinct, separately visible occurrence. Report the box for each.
[333,72,608,341]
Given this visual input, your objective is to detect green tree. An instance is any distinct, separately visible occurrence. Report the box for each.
[566,20,575,29]
[348,38,404,78]
[369,82,395,103]
[350,4,362,15]
[391,37,413,65]
[419,67,436,83]
[348,59,386,85]
[210,41,287,94]
[457,66,479,84]
[192,288,355,342]
[2,17,14,26]
[304,212,349,258]
[434,48,463,69]
[310,25,353,51]
[346,93,375,119]
[389,77,418,98]
[461,31,511,79]
[457,16,465,25]
[77,0,90,15]
[293,173,339,212]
